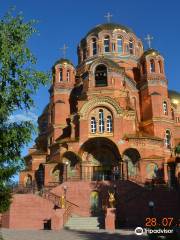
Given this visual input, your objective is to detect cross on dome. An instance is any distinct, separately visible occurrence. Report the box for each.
[104,12,113,23]
[144,34,154,49]
[60,44,68,58]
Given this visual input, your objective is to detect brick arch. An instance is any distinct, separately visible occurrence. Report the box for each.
[79,96,123,120]
[79,137,121,162]
[61,151,81,181]
[122,148,141,161]
[122,148,141,178]
[51,163,64,183]
[89,58,124,75]
[61,151,82,164]
[23,174,33,187]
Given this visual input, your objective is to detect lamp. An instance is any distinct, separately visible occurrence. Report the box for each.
[148,201,154,216]
[148,201,154,208]
[113,184,117,192]
[63,185,68,193]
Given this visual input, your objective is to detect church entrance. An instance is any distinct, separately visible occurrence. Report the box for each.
[90,191,100,216]
[80,137,121,181]
[122,148,141,180]
[93,166,112,181]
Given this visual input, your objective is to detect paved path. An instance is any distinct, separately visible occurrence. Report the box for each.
[0,228,148,240]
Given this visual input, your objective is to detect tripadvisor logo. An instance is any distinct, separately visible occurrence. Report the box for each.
[135,227,174,236]
[135,227,144,235]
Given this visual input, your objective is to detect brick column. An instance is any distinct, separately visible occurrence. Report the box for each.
[105,208,116,231]
[63,163,68,182]
[119,162,123,180]
[123,161,128,180]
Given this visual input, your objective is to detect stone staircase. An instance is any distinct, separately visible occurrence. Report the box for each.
[65,216,100,230]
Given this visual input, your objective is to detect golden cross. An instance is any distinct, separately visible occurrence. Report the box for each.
[104,12,113,23]
[60,44,68,58]
[144,34,154,49]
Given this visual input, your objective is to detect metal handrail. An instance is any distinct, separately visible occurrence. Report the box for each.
[42,189,61,207]
[63,200,79,225]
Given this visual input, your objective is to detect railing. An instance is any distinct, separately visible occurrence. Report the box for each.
[12,184,37,194]
[42,188,79,225]
[42,189,61,207]
[58,173,126,182]
[63,200,79,225]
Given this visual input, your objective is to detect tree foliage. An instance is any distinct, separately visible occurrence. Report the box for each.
[0,9,49,212]
[175,143,180,155]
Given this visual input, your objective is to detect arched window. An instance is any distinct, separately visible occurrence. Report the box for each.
[83,48,86,61]
[92,38,97,55]
[50,108,54,124]
[67,70,70,82]
[171,108,175,120]
[117,36,123,53]
[107,116,112,132]
[89,108,113,134]
[59,68,63,81]
[165,130,171,148]
[104,36,110,52]
[158,60,163,73]
[138,43,142,56]
[91,117,96,133]
[142,62,146,74]
[125,44,129,53]
[95,64,107,87]
[129,39,134,54]
[99,109,105,133]
[150,59,155,72]
[163,101,168,115]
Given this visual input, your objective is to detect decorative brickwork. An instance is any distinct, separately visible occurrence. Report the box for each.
[3,22,180,230]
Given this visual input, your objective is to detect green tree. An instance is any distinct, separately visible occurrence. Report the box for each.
[0,9,49,212]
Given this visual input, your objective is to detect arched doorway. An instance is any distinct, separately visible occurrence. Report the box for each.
[51,163,64,184]
[90,191,100,216]
[80,137,121,181]
[123,148,140,180]
[95,64,108,87]
[24,174,32,187]
[35,164,45,190]
[61,151,81,181]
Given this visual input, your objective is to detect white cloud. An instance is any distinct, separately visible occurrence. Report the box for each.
[9,111,38,123]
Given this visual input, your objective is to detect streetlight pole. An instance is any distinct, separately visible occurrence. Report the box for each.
[148,201,155,217]
[63,185,68,208]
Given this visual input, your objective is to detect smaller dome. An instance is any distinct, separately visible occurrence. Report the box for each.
[169,90,180,105]
[52,58,74,68]
[142,48,161,57]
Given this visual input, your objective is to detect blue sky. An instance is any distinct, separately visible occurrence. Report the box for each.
[1,0,180,166]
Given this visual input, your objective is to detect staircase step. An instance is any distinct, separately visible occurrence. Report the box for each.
[65,217,100,230]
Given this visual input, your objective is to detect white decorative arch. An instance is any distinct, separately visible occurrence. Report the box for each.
[79,96,123,120]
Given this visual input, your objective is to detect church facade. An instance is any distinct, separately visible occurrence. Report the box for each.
[20,23,180,189]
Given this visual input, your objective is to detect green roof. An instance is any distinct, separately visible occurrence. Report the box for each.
[86,23,134,37]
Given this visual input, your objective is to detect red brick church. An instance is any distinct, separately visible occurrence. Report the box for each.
[2,22,180,230]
